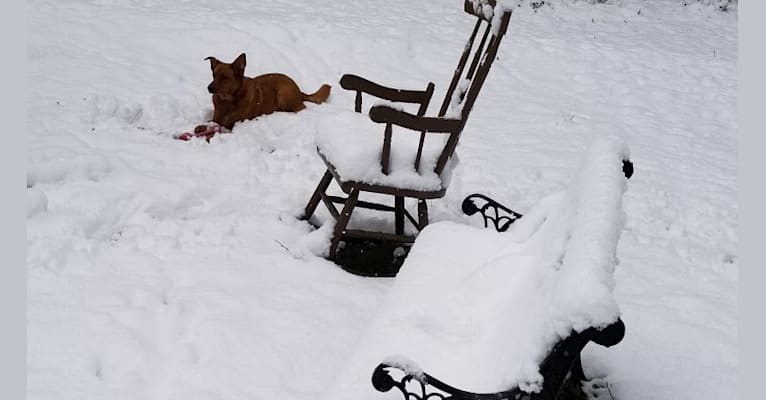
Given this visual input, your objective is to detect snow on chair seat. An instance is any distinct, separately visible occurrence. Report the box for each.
[315,108,457,193]
[324,136,633,400]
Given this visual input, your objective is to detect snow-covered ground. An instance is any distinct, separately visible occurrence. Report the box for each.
[27,1,737,399]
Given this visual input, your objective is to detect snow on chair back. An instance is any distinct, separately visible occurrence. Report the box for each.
[433,0,512,175]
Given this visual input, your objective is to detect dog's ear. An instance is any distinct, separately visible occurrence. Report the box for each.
[204,56,221,71]
[232,53,246,76]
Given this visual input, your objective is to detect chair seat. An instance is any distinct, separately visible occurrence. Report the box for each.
[323,136,630,398]
[315,109,458,194]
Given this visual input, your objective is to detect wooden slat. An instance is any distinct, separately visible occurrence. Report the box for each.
[439,19,481,117]
[330,188,359,259]
[316,151,448,199]
[466,24,491,82]
[342,229,416,244]
[341,74,435,104]
[369,106,459,133]
[320,191,339,219]
[302,170,333,220]
[403,207,419,230]
[328,196,397,212]
[436,9,512,175]
[382,123,392,175]
[464,0,497,22]
[395,196,405,235]
[417,199,429,230]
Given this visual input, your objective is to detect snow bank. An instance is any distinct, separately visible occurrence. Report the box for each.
[289,220,335,259]
[27,145,112,187]
[27,187,49,217]
[325,136,630,397]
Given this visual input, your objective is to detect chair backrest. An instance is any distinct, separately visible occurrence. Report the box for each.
[426,0,512,175]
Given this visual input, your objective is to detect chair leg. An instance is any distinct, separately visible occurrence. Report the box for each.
[302,169,333,220]
[395,196,405,235]
[329,188,359,260]
[417,199,429,230]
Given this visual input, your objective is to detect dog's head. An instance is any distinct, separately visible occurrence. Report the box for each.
[204,53,247,100]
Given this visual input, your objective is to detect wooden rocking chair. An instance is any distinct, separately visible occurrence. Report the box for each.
[302,0,513,260]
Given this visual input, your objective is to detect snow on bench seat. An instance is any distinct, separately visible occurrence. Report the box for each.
[315,108,457,192]
[325,136,630,397]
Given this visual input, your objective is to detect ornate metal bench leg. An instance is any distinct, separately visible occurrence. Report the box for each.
[303,169,333,220]
[570,354,586,382]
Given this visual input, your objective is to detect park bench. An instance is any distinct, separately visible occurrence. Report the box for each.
[301,0,513,262]
[324,136,634,400]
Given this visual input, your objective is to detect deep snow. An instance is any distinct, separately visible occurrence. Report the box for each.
[327,136,632,396]
[27,1,737,400]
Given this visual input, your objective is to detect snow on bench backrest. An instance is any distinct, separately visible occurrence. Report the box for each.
[325,136,630,398]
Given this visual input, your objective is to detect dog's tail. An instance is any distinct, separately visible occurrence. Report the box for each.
[302,84,331,104]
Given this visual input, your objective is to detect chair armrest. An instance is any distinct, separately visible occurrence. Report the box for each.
[340,74,435,108]
[369,105,460,133]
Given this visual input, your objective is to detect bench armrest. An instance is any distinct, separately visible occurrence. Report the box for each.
[462,160,633,232]
[370,317,626,400]
[369,105,460,133]
[462,193,523,232]
[372,363,523,400]
[340,74,435,112]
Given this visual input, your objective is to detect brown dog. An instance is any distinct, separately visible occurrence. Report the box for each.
[201,53,331,130]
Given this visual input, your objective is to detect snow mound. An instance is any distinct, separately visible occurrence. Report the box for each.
[27,187,49,217]
[326,136,630,396]
[27,145,112,187]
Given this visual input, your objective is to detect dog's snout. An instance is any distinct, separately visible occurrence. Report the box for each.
[207,83,217,93]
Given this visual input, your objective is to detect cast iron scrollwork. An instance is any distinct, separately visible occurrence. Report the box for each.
[462,159,633,233]
[372,363,526,400]
[461,194,523,232]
